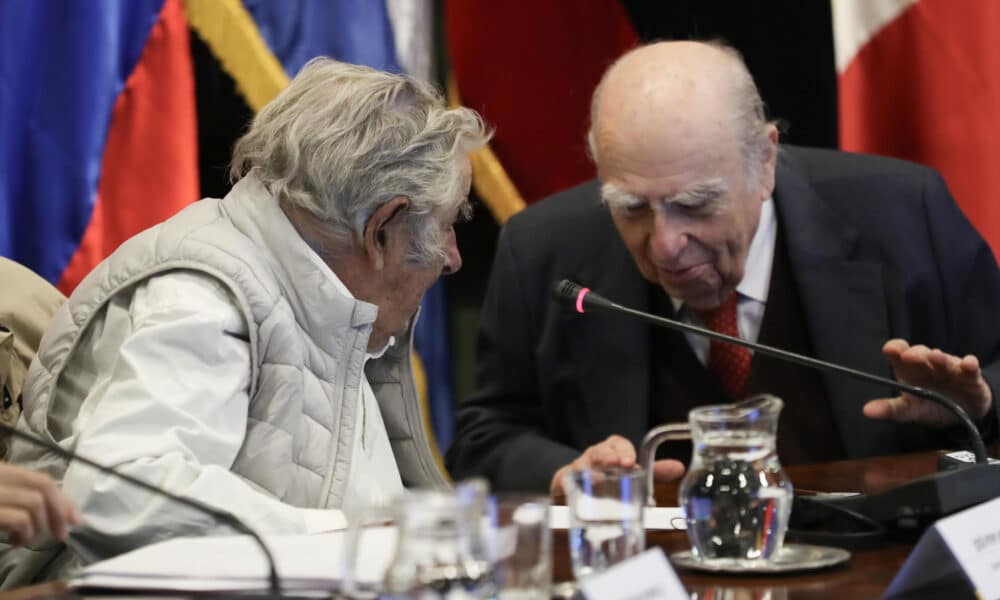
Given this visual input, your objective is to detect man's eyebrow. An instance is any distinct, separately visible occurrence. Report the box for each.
[600,183,643,208]
[663,180,728,207]
[600,180,728,210]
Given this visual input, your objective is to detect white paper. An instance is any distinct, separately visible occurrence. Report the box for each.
[579,547,687,600]
[549,505,686,530]
[884,497,1000,598]
[884,528,965,599]
[71,527,398,594]
[935,496,1000,597]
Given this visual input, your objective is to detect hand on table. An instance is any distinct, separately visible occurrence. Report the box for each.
[863,339,992,426]
[549,435,685,496]
[0,462,80,546]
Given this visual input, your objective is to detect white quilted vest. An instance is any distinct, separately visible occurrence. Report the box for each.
[10,175,448,509]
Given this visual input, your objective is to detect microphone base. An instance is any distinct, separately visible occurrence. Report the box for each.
[794,463,1000,547]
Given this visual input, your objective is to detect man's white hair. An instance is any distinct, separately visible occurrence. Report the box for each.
[231,57,490,263]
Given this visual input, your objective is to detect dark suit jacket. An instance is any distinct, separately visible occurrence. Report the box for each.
[446,146,1000,492]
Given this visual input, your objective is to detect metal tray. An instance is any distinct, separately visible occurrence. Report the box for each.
[670,543,851,574]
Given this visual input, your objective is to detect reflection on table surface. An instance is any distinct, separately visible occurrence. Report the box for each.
[0,451,969,600]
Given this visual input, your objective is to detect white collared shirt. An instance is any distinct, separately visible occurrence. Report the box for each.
[670,198,777,365]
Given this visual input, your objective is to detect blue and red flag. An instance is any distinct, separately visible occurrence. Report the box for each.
[0,0,198,293]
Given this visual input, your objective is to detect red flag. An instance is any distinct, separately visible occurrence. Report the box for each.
[57,0,199,293]
[446,2,637,219]
[834,0,1000,259]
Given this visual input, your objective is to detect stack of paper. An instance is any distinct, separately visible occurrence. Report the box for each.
[72,527,397,595]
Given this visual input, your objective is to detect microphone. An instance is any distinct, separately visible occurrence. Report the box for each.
[551,279,988,463]
[0,422,283,597]
[551,279,1000,542]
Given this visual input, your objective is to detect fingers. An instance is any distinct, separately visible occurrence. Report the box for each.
[884,343,976,384]
[0,464,79,545]
[881,338,910,359]
[957,353,981,376]
[863,397,903,421]
[652,459,685,482]
[0,487,50,546]
[864,393,970,426]
[550,435,641,495]
[877,339,992,423]
[588,435,637,469]
[43,481,76,542]
[883,341,933,374]
[0,507,35,546]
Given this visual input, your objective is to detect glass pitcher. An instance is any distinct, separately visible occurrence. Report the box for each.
[382,487,496,599]
[640,394,793,565]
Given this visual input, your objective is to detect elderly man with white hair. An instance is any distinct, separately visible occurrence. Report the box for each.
[1,58,489,585]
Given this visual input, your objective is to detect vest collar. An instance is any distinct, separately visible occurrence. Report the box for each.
[220,175,379,347]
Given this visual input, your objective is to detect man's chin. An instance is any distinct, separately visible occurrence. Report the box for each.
[657,280,725,310]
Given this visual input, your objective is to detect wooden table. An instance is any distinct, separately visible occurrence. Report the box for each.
[0,452,956,599]
[553,452,945,599]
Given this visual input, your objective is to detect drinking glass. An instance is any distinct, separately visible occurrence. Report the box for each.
[679,394,793,566]
[562,467,645,580]
[381,488,495,599]
[484,494,552,599]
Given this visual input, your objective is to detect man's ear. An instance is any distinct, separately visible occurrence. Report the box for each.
[362,195,409,269]
[758,125,779,199]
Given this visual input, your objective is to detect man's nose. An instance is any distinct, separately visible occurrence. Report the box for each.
[650,213,688,261]
[441,230,462,275]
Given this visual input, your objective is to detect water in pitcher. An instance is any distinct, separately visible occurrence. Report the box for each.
[680,429,792,562]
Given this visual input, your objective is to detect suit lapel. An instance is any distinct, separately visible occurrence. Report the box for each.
[563,222,653,449]
[775,150,904,457]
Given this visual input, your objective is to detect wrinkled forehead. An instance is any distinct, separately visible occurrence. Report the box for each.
[595,127,746,204]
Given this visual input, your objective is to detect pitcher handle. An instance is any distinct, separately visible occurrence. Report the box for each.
[638,422,691,507]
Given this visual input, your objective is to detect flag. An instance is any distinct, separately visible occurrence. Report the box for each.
[833,0,1000,258]
[446,1,638,223]
[1,0,455,457]
[0,0,199,293]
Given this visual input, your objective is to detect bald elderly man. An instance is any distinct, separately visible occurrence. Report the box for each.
[446,40,1000,494]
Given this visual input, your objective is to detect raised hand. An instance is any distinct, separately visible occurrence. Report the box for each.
[863,339,992,426]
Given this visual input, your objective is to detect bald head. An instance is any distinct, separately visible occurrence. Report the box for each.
[589,41,770,174]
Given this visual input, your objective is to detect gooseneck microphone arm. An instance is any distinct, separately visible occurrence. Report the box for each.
[551,279,989,464]
[0,422,282,597]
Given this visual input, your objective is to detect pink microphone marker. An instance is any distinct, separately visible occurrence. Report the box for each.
[575,287,591,313]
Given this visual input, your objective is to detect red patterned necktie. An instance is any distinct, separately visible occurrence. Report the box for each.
[696,293,752,399]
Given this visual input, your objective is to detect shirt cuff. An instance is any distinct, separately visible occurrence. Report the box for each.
[299,508,349,534]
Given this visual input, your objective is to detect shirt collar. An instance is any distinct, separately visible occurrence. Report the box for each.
[294,213,396,360]
[669,197,777,311]
[737,197,777,304]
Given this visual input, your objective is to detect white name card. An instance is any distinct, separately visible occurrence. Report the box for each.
[548,505,686,530]
[886,495,1000,598]
[578,547,687,600]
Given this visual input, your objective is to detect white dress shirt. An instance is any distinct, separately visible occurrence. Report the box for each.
[671,198,777,364]
[59,259,403,557]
